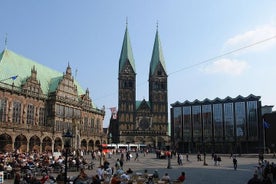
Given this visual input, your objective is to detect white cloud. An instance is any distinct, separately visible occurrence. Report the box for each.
[224,24,276,54]
[202,58,249,76]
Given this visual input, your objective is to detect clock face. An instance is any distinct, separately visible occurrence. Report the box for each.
[139,117,150,130]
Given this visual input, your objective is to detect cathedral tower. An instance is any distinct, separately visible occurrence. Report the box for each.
[110,26,168,148]
[149,29,168,136]
[117,26,136,138]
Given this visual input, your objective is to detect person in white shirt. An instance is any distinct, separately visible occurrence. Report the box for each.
[161,173,171,184]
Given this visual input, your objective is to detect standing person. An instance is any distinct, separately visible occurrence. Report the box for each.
[233,156,238,170]
[179,154,183,165]
[115,159,121,170]
[134,151,139,161]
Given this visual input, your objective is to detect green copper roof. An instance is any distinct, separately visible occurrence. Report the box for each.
[118,26,136,73]
[0,49,85,95]
[149,30,167,76]
[136,100,151,110]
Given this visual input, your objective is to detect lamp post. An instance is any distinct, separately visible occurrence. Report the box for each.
[166,145,172,169]
[98,135,103,166]
[63,129,73,184]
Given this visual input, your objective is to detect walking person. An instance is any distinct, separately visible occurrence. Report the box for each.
[233,156,238,170]
[134,151,139,161]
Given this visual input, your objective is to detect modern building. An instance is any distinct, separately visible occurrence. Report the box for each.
[109,26,169,149]
[170,94,263,153]
[0,49,105,153]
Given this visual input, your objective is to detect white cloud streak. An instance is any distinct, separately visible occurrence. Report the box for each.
[202,58,249,76]
[224,24,276,53]
[203,23,276,76]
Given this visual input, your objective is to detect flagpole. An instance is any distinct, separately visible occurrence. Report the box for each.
[263,122,266,154]
[0,75,18,82]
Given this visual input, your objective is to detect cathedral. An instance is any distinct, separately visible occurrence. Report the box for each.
[109,26,169,149]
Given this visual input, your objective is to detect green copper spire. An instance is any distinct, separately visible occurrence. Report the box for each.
[149,29,167,76]
[118,26,135,73]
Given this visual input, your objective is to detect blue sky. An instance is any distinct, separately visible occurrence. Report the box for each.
[1,1,276,127]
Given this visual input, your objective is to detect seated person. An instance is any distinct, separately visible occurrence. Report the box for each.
[92,174,101,184]
[143,169,149,178]
[153,170,159,179]
[177,172,185,182]
[110,174,121,184]
[161,173,171,183]
[126,168,133,174]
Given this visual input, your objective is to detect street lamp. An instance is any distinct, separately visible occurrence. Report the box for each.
[166,145,172,169]
[63,129,73,184]
[99,135,103,166]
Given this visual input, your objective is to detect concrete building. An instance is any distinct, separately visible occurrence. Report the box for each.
[0,49,105,153]
[109,26,169,149]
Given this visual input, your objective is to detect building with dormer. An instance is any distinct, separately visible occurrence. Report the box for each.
[0,49,105,153]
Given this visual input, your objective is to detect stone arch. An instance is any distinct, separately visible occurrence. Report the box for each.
[146,136,155,148]
[42,136,52,152]
[14,134,27,152]
[0,133,12,152]
[88,140,94,151]
[81,139,87,151]
[29,135,41,152]
[157,136,166,149]
[54,137,62,152]
[95,140,101,147]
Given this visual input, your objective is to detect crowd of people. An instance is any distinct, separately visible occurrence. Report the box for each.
[0,149,187,184]
[0,149,96,183]
[5,147,276,184]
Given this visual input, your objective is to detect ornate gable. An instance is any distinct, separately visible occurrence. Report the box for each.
[80,88,93,109]
[56,65,79,102]
[21,66,43,96]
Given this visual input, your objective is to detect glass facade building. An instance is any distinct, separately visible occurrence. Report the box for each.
[170,94,262,153]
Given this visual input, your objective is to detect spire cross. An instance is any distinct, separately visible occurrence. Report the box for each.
[156,20,159,30]
[126,17,128,27]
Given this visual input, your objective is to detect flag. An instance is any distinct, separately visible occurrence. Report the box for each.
[11,75,18,80]
[109,107,116,113]
[109,107,117,119]
[263,119,270,129]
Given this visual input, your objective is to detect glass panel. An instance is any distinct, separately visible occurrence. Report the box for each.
[202,105,212,141]
[213,104,223,141]
[27,104,35,125]
[173,107,182,140]
[224,103,234,141]
[12,101,21,124]
[183,106,192,141]
[235,102,246,140]
[0,99,7,123]
[247,101,258,139]
[192,106,201,141]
